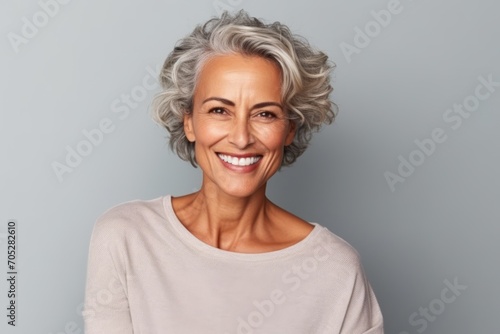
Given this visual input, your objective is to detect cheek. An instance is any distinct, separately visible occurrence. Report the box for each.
[254,123,291,148]
[193,119,227,145]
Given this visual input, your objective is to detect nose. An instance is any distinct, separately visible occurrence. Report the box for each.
[227,117,254,149]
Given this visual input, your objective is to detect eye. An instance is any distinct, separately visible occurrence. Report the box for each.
[208,107,227,115]
[257,111,277,119]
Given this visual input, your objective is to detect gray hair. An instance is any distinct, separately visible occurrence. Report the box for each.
[152,10,337,167]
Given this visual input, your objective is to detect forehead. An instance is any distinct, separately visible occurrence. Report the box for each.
[194,54,282,100]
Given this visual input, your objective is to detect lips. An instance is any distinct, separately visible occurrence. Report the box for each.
[217,153,262,166]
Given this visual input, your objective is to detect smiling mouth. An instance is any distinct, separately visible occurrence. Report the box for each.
[217,153,262,166]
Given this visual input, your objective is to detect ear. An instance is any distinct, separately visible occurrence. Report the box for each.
[284,120,296,146]
[184,113,196,142]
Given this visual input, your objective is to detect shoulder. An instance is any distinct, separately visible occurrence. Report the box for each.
[300,225,378,302]
[307,226,384,332]
[307,224,364,275]
[91,196,166,243]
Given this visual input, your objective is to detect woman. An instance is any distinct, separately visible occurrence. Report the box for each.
[84,11,384,334]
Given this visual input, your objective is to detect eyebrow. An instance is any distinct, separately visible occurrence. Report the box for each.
[202,97,283,111]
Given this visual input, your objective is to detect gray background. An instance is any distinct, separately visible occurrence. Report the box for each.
[1,0,498,333]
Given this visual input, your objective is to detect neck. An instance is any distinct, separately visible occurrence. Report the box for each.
[174,182,275,251]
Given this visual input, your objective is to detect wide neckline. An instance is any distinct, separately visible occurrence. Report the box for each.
[162,195,322,261]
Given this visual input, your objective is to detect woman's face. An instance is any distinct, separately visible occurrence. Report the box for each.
[184,54,295,198]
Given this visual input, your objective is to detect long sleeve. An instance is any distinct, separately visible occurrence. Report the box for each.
[309,227,384,334]
[338,262,384,334]
[81,196,384,333]
[83,216,133,334]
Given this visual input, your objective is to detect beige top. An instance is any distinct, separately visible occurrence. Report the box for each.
[83,196,384,333]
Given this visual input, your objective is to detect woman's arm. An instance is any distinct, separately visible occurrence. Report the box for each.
[83,217,134,334]
[338,262,384,334]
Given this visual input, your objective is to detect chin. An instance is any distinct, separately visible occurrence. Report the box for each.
[222,185,264,199]
[207,178,266,199]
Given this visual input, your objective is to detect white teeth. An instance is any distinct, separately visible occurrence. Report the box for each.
[217,154,261,166]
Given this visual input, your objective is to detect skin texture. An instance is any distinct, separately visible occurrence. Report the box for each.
[172,54,314,253]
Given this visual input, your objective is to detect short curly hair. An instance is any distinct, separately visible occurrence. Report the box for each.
[152,10,337,167]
